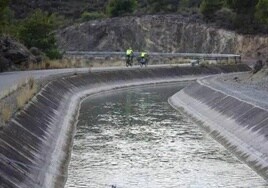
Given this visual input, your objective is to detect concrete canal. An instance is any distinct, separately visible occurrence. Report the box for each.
[66,83,267,188]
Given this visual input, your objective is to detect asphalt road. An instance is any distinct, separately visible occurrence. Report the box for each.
[0,68,88,98]
[0,64,190,99]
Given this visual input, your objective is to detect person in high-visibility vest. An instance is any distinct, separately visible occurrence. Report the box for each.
[126,48,133,56]
[140,52,147,58]
[126,48,134,66]
[139,51,149,67]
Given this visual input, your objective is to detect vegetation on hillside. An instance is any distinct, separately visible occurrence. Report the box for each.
[106,0,137,17]
[1,0,63,60]
[4,0,268,35]
[1,0,268,61]
[200,0,268,34]
[18,10,62,59]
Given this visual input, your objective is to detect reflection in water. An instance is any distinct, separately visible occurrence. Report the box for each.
[66,83,267,188]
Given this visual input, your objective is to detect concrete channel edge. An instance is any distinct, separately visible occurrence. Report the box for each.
[169,78,268,182]
[0,64,251,187]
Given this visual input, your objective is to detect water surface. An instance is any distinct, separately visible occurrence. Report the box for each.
[66,83,267,188]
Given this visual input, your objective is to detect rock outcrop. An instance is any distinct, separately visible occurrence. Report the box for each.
[56,15,268,59]
[0,36,37,71]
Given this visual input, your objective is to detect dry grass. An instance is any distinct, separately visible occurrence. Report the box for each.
[28,58,126,70]
[0,89,11,100]
[0,77,32,101]
[0,77,38,125]
[28,58,97,69]
[1,104,13,123]
[16,78,38,110]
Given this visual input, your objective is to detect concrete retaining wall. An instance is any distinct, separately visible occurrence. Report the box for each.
[169,77,268,181]
[0,64,250,188]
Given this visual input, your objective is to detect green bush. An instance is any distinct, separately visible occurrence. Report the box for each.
[148,0,180,13]
[81,11,105,21]
[106,0,137,17]
[225,0,258,14]
[0,0,13,34]
[0,0,9,18]
[19,10,62,59]
[255,0,268,24]
[200,0,223,19]
[180,0,202,8]
[45,48,63,60]
[214,8,236,29]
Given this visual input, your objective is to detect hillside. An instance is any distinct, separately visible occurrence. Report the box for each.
[9,0,201,19]
[2,0,268,72]
[56,14,268,59]
[7,0,268,35]
[10,0,107,19]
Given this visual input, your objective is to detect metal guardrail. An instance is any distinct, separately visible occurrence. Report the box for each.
[65,51,241,61]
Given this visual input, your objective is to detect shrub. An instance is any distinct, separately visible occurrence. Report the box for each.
[148,0,180,13]
[81,11,105,21]
[180,0,202,8]
[106,0,137,17]
[255,0,268,24]
[200,0,223,20]
[225,0,258,14]
[214,8,236,29]
[45,48,63,60]
[0,0,9,22]
[19,10,62,59]
[0,0,16,35]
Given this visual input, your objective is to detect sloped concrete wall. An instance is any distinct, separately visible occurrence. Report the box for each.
[169,78,268,181]
[0,64,250,188]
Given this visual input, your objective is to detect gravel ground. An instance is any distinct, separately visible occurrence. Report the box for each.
[201,69,268,110]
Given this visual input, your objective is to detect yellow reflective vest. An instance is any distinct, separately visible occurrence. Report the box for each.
[141,52,147,57]
[126,49,133,55]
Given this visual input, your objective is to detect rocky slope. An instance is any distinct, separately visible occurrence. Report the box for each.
[0,36,38,71]
[56,14,268,59]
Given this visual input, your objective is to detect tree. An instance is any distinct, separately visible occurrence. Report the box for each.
[0,0,10,28]
[200,0,223,19]
[180,0,202,8]
[0,0,9,15]
[224,0,259,34]
[224,0,258,14]
[106,0,137,17]
[19,10,62,59]
[255,0,268,24]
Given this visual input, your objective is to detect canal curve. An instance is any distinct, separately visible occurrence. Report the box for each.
[66,83,267,188]
[0,65,251,187]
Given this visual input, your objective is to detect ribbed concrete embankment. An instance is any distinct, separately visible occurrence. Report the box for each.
[169,76,268,181]
[0,64,250,188]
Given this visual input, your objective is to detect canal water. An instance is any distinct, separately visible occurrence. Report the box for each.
[66,83,267,188]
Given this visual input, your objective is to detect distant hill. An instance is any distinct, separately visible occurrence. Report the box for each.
[7,0,268,35]
[10,0,108,19]
[9,0,201,19]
